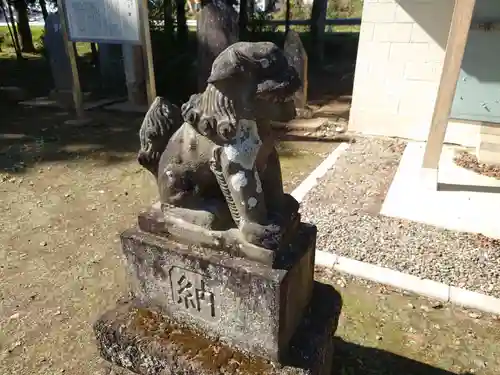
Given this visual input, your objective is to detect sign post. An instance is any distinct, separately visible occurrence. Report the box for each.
[57,0,156,120]
[56,0,86,124]
[139,0,156,105]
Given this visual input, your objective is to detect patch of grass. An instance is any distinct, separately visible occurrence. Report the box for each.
[0,25,44,51]
[0,25,91,57]
[269,0,363,21]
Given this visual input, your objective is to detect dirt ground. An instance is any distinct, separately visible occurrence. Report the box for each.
[316,268,500,375]
[0,105,336,375]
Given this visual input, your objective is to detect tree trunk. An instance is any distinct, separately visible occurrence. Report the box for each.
[39,0,48,21]
[2,1,23,58]
[12,0,35,53]
[175,0,188,45]
[163,0,174,37]
[309,0,327,66]
[238,0,248,39]
[285,0,290,35]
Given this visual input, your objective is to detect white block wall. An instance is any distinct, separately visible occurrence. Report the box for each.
[349,0,479,147]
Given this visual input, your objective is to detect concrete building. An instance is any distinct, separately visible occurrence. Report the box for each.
[349,0,500,165]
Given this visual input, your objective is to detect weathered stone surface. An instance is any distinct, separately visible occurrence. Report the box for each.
[196,0,239,91]
[44,12,73,93]
[48,89,74,109]
[284,30,308,110]
[271,118,328,132]
[121,222,316,362]
[99,43,126,95]
[137,205,300,265]
[94,282,340,375]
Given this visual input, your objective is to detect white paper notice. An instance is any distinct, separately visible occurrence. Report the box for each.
[64,0,141,43]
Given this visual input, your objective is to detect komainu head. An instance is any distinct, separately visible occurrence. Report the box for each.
[207,41,302,111]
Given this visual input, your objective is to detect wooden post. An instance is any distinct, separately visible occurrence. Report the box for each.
[139,0,157,106]
[57,0,87,123]
[421,0,476,187]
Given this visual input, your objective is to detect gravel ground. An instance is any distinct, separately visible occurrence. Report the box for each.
[300,136,500,297]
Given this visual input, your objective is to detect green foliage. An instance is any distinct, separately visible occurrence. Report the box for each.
[255,0,363,34]
[148,0,165,20]
[274,0,310,21]
[0,25,44,51]
[269,0,363,21]
[325,0,363,19]
[249,10,274,34]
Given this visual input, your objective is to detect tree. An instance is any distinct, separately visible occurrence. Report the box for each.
[163,0,174,37]
[310,0,327,65]
[10,0,35,53]
[238,0,248,38]
[38,0,48,21]
[0,0,23,58]
[175,0,188,44]
[285,0,290,34]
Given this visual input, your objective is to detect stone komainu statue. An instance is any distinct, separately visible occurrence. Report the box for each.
[138,41,302,250]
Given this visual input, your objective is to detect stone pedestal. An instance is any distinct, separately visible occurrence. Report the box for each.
[48,89,74,109]
[98,44,126,96]
[94,208,341,374]
[123,45,147,106]
[95,282,339,375]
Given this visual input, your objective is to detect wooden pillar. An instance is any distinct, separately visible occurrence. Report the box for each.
[139,0,156,106]
[56,0,86,123]
[421,0,476,188]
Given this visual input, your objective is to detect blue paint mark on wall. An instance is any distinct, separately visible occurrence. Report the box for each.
[450,0,500,123]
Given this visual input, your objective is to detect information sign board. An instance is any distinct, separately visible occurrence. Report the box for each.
[63,0,141,44]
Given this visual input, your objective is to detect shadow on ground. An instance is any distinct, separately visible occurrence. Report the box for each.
[332,338,469,375]
[0,30,358,174]
[0,104,322,174]
[0,105,145,173]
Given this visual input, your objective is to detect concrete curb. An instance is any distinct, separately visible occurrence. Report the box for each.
[291,142,350,203]
[291,139,500,315]
[314,250,500,315]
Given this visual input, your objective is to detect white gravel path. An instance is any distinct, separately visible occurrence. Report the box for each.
[301,136,500,298]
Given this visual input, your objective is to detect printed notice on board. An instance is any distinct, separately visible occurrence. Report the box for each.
[64,0,141,44]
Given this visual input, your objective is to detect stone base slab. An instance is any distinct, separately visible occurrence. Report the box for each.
[121,222,316,362]
[0,86,28,102]
[104,101,149,113]
[94,282,340,375]
[271,117,327,132]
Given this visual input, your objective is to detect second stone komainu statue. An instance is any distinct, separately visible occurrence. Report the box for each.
[138,41,302,256]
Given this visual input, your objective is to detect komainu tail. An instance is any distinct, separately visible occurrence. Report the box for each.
[138,97,182,177]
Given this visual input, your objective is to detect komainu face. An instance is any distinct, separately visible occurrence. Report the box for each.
[207,42,301,121]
